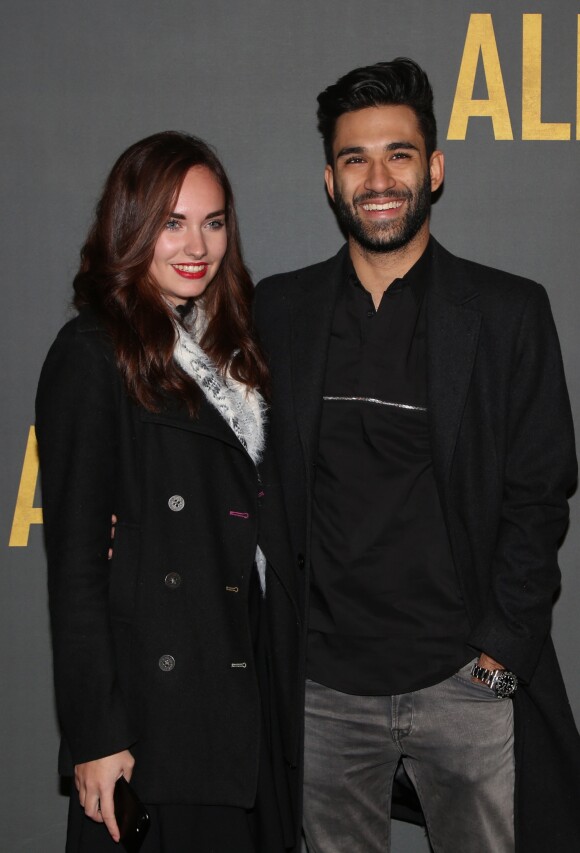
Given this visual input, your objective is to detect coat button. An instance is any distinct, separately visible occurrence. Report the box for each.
[158,654,175,672]
[297,553,305,570]
[168,495,185,512]
[164,572,181,589]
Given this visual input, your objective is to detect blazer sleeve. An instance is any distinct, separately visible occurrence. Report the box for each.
[468,284,577,682]
[36,322,137,765]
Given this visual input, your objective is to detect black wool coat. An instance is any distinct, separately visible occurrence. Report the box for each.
[36,307,301,809]
[254,239,580,853]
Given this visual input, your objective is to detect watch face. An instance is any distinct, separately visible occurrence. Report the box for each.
[494,671,517,698]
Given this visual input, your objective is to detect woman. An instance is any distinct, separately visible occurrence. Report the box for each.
[36,132,298,852]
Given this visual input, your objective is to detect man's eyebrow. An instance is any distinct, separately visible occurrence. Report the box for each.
[336,141,420,159]
[336,146,366,159]
[385,141,419,152]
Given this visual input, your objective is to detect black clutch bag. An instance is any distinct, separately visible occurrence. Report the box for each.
[113,776,151,853]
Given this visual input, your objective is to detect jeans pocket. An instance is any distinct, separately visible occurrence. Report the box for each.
[452,658,502,700]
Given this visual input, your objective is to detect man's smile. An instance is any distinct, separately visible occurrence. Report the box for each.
[359,200,404,212]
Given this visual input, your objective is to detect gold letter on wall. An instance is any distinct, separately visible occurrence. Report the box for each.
[447,13,513,140]
[522,14,570,140]
[9,426,43,547]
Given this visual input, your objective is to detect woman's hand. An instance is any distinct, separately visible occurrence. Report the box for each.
[75,749,135,842]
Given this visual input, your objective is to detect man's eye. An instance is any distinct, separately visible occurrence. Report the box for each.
[391,152,410,160]
[345,157,365,165]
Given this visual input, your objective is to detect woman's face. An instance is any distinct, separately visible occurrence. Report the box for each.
[150,166,227,305]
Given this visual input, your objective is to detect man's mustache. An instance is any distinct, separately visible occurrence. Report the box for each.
[353,189,412,204]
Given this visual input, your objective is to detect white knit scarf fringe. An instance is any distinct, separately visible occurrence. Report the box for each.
[172,309,268,593]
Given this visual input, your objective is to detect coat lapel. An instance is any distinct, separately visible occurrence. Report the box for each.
[140,396,255,463]
[427,240,482,486]
[287,240,482,487]
[289,247,348,474]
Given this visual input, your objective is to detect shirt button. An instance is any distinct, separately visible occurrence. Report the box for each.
[158,654,176,672]
[164,572,181,589]
[168,495,185,512]
[367,309,375,318]
[297,554,305,570]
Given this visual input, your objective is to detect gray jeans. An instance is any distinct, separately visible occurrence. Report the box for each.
[303,660,515,853]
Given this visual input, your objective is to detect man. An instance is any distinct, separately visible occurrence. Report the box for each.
[254,59,580,852]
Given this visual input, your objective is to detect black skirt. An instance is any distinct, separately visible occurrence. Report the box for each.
[65,571,294,853]
[67,792,257,853]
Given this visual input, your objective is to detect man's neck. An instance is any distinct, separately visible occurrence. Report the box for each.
[349,225,430,309]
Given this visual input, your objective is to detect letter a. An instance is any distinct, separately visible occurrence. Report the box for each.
[9,426,43,547]
[447,14,513,140]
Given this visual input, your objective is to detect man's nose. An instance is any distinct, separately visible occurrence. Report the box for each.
[365,160,396,193]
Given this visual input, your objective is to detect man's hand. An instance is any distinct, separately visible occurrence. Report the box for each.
[477,653,505,671]
[75,749,135,842]
[472,653,505,686]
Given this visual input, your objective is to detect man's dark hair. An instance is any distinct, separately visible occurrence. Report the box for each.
[317,58,437,165]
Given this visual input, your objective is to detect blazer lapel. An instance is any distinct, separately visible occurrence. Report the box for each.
[286,239,480,490]
[290,246,348,474]
[427,240,481,486]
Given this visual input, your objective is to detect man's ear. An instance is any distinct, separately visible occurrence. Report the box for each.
[429,151,444,192]
[324,164,335,201]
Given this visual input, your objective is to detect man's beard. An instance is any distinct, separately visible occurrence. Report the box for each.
[333,173,432,254]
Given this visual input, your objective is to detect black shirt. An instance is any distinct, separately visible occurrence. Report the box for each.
[307,242,472,694]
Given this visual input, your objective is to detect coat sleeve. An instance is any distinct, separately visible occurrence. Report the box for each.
[468,284,577,683]
[36,323,137,765]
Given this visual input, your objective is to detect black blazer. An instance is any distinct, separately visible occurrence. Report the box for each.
[36,307,300,808]
[254,239,580,851]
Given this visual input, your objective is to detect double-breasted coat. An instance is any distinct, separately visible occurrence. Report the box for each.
[36,306,301,809]
[254,239,580,852]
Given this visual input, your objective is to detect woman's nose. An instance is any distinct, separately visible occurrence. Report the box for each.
[184,231,207,259]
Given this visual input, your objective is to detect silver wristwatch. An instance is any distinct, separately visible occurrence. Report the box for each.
[470,662,518,698]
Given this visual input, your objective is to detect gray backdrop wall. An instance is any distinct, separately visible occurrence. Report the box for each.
[2,1,579,850]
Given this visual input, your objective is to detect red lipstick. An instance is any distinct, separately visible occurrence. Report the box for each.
[172,263,208,280]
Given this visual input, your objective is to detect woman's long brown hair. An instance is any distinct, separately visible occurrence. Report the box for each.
[73,131,269,414]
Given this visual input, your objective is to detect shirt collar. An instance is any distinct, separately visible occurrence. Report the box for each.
[346,237,432,305]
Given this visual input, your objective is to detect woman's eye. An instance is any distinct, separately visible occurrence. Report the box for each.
[165,218,181,231]
[206,219,225,230]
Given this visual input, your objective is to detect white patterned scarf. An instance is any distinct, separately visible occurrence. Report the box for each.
[172,306,267,592]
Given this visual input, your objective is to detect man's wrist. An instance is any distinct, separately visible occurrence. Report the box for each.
[471,661,518,698]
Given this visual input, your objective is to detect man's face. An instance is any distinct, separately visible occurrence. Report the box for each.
[325,105,444,254]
